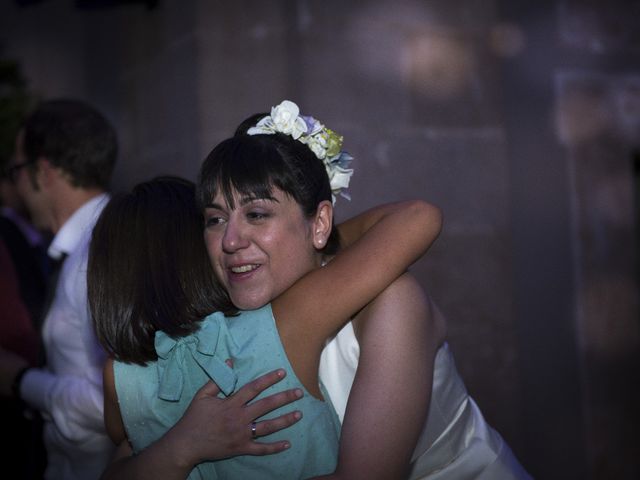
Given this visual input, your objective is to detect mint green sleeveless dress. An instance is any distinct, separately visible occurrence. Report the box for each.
[114,304,341,479]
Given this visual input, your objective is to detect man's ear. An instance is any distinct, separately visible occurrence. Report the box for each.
[24,157,47,191]
[312,200,333,250]
[34,157,65,190]
[33,158,52,187]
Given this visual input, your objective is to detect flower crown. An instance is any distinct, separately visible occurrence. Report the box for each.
[246,100,354,204]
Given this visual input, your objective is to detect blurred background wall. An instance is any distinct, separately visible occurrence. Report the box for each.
[1,1,638,478]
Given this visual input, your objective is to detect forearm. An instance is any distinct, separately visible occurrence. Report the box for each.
[21,368,107,438]
[101,434,192,480]
[102,359,196,480]
[336,200,442,252]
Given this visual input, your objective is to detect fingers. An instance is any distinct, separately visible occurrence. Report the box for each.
[232,369,288,404]
[245,440,292,456]
[246,387,303,419]
[196,370,304,417]
[194,380,222,399]
[253,411,302,438]
[243,412,303,456]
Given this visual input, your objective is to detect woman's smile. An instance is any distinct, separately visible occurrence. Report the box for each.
[229,264,260,274]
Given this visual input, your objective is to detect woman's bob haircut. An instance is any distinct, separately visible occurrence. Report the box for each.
[89,176,234,365]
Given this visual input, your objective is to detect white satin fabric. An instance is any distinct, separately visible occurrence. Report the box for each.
[319,322,532,479]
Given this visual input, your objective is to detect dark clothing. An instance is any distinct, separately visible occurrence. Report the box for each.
[0,230,48,480]
[0,215,48,326]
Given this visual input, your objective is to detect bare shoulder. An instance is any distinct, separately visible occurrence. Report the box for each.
[353,272,446,348]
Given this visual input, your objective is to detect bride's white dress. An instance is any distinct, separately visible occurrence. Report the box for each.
[319,322,532,479]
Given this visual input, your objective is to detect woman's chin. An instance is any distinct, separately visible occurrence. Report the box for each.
[230,293,270,311]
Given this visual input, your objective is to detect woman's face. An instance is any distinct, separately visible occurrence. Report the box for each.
[203,186,321,310]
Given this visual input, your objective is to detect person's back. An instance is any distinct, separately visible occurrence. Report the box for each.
[115,306,341,480]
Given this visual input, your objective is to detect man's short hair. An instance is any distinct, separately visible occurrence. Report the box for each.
[22,99,117,190]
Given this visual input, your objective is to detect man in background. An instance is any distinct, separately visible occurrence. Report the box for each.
[0,99,118,480]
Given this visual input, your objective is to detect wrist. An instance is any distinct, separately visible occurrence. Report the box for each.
[161,425,198,471]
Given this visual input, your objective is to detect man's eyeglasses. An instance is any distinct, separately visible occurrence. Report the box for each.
[5,161,31,184]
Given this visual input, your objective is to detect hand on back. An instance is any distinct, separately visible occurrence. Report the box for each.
[162,368,304,465]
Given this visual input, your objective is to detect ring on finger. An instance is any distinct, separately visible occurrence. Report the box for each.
[250,421,258,440]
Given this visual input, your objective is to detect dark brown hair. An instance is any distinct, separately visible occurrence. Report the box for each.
[22,99,117,190]
[88,176,234,365]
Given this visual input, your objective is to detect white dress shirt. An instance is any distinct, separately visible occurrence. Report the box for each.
[19,193,114,480]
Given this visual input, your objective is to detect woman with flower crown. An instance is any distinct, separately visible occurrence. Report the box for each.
[91,101,531,479]
[232,102,530,480]
[89,100,442,479]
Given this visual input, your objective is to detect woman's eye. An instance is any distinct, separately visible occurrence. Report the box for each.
[247,211,269,221]
[205,216,224,227]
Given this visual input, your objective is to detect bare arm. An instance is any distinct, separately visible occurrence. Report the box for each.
[314,274,446,480]
[335,200,437,250]
[275,200,442,391]
[101,359,304,480]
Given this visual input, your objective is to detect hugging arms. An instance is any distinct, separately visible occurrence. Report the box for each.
[97,195,442,480]
[90,102,443,479]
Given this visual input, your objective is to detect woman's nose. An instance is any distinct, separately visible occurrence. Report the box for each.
[221,219,249,252]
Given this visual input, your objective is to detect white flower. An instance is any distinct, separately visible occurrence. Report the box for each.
[246,120,274,136]
[270,100,308,139]
[327,165,353,193]
[247,99,355,205]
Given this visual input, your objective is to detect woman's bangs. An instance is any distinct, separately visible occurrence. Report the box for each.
[212,139,287,207]
[225,160,276,206]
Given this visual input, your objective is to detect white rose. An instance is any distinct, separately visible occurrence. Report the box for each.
[271,100,307,139]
